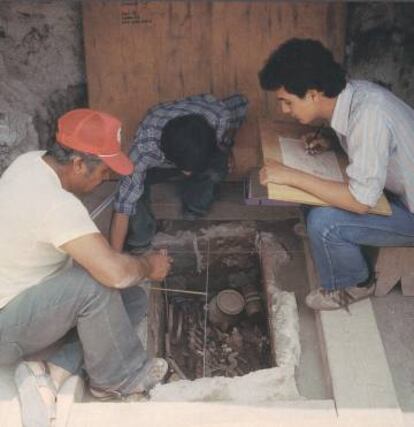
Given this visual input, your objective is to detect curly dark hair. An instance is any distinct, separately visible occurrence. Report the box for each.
[258,38,346,98]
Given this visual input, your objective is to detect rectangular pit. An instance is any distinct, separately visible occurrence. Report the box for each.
[146,222,302,402]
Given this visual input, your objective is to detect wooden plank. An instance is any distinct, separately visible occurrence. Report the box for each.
[375,247,414,296]
[147,289,165,358]
[83,1,347,177]
[259,119,392,215]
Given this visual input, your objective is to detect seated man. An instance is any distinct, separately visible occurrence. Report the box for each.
[0,109,171,427]
[258,38,414,310]
[110,93,248,251]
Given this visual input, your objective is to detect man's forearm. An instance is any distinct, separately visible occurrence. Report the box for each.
[110,212,129,252]
[109,253,152,289]
[285,168,370,214]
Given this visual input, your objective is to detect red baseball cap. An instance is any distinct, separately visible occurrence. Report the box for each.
[56,109,134,175]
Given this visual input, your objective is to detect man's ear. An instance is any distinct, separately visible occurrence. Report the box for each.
[306,89,322,102]
[72,157,87,175]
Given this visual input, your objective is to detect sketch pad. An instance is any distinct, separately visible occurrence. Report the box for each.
[259,119,391,216]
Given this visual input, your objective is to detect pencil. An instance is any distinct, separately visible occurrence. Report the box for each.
[311,124,324,142]
[305,124,325,154]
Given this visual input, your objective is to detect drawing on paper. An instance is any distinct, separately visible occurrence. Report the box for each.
[279,137,344,182]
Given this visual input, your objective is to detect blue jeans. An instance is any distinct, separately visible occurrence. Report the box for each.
[127,149,229,248]
[0,266,150,395]
[306,197,414,290]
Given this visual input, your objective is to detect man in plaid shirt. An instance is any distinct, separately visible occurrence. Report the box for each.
[110,93,248,251]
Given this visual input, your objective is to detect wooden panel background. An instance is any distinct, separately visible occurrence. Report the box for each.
[83,1,346,178]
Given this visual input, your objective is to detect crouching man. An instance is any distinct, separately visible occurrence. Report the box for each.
[110,93,248,251]
[0,109,172,427]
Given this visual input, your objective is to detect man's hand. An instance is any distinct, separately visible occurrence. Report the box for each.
[301,132,331,155]
[259,159,292,186]
[144,249,173,281]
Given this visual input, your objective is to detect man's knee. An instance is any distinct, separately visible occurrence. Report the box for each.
[121,286,148,326]
[306,207,343,238]
[67,267,116,307]
[181,176,216,214]
[121,286,148,310]
[127,201,156,247]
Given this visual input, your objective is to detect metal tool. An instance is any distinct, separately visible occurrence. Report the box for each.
[151,286,206,296]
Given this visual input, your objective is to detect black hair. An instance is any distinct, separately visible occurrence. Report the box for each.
[160,114,217,173]
[46,143,102,172]
[258,38,346,98]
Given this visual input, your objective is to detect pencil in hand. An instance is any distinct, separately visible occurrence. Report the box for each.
[303,125,330,155]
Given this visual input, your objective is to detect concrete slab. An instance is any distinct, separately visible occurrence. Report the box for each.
[321,300,404,427]
[67,400,339,427]
[371,289,414,413]
[405,413,414,427]
[56,375,84,427]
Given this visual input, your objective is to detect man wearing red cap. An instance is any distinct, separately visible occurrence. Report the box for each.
[0,109,171,426]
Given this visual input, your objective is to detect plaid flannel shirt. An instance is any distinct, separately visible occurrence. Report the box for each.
[114,94,248,215]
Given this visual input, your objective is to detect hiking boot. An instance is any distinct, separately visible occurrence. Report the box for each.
[305,284,375,311]
[89,358,168,401]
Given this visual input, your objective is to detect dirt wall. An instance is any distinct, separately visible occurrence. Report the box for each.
[0,1,86,174]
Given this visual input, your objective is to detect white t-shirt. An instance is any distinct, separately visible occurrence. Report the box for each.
[0,151,99,308]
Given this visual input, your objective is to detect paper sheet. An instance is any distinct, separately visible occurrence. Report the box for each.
[279,136,344,182]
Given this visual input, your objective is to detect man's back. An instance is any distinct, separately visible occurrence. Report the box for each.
[0,151,98,307]
[331,80,414,211]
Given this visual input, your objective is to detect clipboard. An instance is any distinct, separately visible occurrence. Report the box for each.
[259,119,392,216]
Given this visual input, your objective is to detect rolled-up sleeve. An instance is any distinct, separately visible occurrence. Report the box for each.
[346,107,391,207]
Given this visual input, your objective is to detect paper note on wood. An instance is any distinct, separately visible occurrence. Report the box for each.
[279,137,344,182]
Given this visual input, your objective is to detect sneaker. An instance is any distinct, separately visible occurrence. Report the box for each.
[89,358,168,401]
[305,284,375,311]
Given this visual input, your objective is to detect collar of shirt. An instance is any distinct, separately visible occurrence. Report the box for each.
[330,81,355,137]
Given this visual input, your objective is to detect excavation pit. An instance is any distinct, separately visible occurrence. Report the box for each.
[146,221,302,402]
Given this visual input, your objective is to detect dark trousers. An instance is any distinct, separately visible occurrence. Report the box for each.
[127,149,229,248]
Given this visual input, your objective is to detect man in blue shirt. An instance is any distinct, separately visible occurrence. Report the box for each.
[259,38,414,310]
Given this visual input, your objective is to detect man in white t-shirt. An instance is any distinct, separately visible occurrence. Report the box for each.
[0,109,172,426]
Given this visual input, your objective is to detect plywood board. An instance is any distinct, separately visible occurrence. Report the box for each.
[259,119,392,216]
[83,1,346,177]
